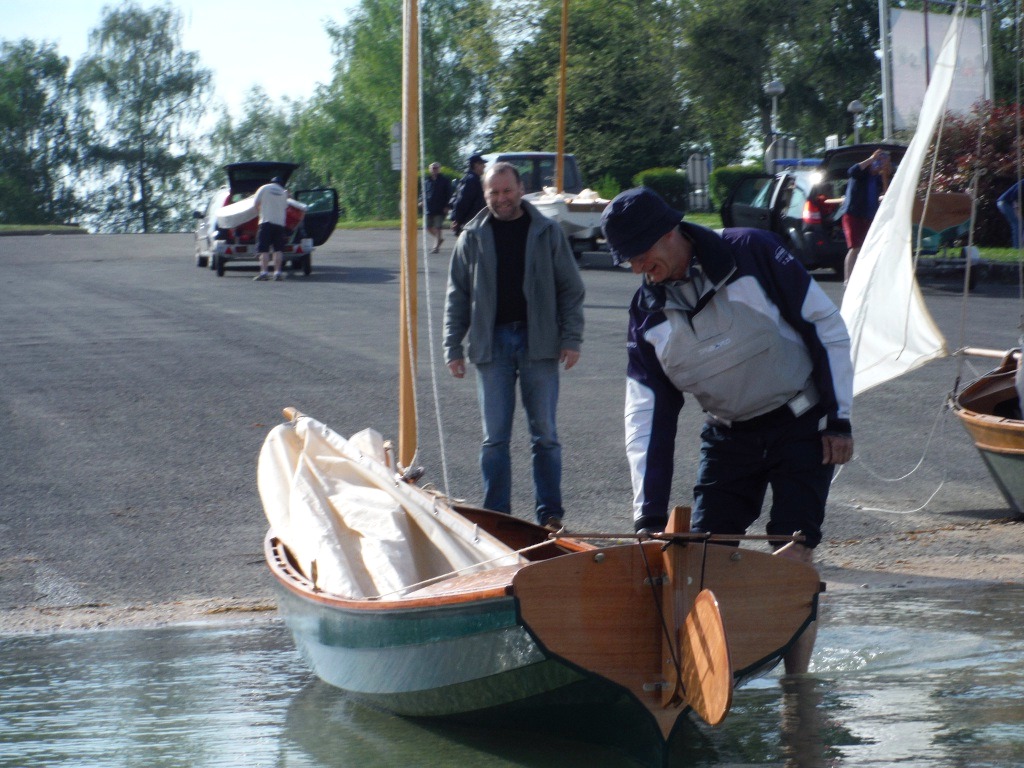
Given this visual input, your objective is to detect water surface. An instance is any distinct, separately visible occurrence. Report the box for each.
[1,586,1022,767]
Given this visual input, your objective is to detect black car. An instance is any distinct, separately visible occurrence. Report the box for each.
[720,143,907,273]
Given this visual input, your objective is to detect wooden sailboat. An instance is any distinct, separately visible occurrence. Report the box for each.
[952,349,1024,515]
[260,411,822,761]
[258,0,822,763]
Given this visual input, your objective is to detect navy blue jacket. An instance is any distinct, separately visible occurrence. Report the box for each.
[625,223,853,530]
[423,173,453,216]
[451,172,485,226]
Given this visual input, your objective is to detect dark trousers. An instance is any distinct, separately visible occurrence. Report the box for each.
[691,409,833,549]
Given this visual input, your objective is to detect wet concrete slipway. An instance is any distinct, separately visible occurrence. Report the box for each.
[1,230,1023,767]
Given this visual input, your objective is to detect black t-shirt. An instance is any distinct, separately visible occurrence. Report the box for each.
[490,210,530,325]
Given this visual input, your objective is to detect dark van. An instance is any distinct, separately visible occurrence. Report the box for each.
[481,152,585,195]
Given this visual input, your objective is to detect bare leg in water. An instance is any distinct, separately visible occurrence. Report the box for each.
[774,541,817,674]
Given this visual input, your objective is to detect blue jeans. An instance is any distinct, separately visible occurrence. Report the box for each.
[997,199,1021,249]
[475,323,563,523]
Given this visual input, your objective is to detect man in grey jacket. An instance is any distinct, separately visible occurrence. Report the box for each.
[444,162,585,529]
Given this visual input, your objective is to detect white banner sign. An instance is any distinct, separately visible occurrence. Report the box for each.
[891,9,985,131]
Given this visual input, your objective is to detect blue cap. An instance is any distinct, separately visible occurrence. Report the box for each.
[601,187,683,266]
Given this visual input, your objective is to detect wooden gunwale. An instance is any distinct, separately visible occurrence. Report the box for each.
[953,351,1024,455]
[266,533,516,610]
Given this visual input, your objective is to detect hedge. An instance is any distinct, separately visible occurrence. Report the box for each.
[631,168,689,212]
[709,164,763,211]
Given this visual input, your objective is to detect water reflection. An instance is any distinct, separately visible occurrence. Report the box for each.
[0,586,1022,767]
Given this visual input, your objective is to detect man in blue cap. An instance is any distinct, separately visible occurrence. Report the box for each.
[450,154,487,236]
[601,186,854,674]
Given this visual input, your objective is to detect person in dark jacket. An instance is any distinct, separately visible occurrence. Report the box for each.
[422,162,453,253]
[837,148,891,283]
[601,186,854,674]
[996,180,1022,249]
[450,154,487,236]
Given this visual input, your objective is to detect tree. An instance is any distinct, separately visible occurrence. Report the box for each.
[929,102,1024,246]
[295,0,496,219]
[991,1,1023,103]
[73,2,212,233]
[488,0,688,188]
[678,0,882,163]
[206,88,321,190]
[771,0,880,150]
[0,39,78,224]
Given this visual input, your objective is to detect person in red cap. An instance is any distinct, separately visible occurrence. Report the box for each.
[600,186,854,674]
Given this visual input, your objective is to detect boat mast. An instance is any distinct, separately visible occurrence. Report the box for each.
[399,0,420,468]
[555,0,568,192]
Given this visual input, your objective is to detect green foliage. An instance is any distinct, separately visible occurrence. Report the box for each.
[927,102,1024,247]
[0,39,78,224]
[488,0,687,189]
[72,2,212,232]
[710,164,763,211]
[679,0,879,163]
[205,88,324,194]
[592,173,621,201]
[294,0,495,220]
[4,0,1024,232]
[631,168,689,213]
[991,9,1023,103]
[770,0,880,153]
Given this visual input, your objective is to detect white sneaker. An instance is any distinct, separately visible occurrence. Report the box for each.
[273,271,286,281]
[254,272,270,281]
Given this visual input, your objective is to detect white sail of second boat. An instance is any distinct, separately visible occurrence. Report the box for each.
[840,5,965,396]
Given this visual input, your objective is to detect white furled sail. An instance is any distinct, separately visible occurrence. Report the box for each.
[840,5,964,396]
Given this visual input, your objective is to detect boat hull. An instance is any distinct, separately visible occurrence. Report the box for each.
[953,351,1024,514]
[267,527,820,727]
[267,532,671,763]
[526,194,607,241]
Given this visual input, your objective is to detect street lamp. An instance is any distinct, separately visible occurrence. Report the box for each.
[847,99,865,144]
[764,80,785,139]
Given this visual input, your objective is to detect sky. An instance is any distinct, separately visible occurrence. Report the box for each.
[1,0,357,118]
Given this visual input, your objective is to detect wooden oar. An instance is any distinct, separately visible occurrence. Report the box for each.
[659,507,734,726]
[680,589,733,727]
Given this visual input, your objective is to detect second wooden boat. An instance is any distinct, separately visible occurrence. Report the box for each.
[953,349,1024,515]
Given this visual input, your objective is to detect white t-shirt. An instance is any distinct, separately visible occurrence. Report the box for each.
[254,183,288,226]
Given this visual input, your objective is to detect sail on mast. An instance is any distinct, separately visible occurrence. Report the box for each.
[840,4,965,396]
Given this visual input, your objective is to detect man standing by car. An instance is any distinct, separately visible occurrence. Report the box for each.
[450,154,487,236]
[444,162,585,530]
[600,186,854,674]
[253,176,291,281]
[422,162,453,253]
[838,149,891,283]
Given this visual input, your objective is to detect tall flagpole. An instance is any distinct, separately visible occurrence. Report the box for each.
[398,0,419,468]
[555,0,568,192]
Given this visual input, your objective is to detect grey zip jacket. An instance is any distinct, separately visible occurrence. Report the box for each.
[444,199,585,364]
